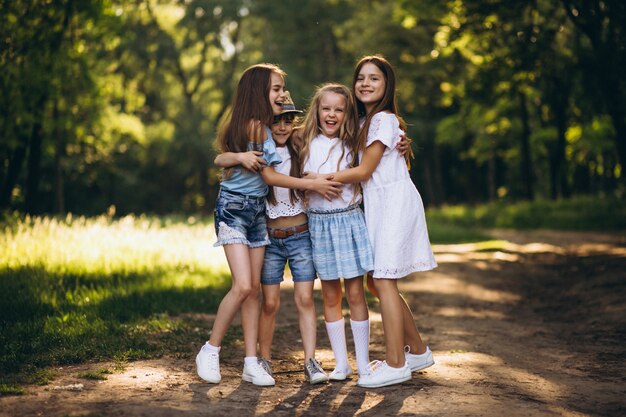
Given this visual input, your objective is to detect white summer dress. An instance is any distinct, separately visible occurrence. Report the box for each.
[362,112,437,278]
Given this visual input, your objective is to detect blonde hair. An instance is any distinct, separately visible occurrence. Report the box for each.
[299,84,359,172]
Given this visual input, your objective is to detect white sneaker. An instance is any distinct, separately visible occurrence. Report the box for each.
[196,345,221,383]
[329,366,353,381]
[405,345,434,372]
[357,361,411,388]
[242,360,275,386]
[360,360,383,377]
[304,358,329,384]
[258,357,273,377]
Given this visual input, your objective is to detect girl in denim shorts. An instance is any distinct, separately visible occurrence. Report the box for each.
[300,84,375,381]
[196,64,341,387]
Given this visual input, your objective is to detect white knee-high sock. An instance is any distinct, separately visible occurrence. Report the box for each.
[350,318,370,374]
[325,318,350,371]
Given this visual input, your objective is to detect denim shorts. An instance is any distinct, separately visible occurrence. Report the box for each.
[261,227,317,285]
[213,189,270,247]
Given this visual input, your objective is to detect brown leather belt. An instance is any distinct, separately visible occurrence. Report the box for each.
[268,223,308,239]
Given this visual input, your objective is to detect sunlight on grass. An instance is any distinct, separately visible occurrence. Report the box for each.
[0,214,232,387]
[1,214,228,274]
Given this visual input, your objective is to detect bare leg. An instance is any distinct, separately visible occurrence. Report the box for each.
[240,246,265,357]
[258,283,281,359]
[344,276,369,321]
[294,281,316,360]
[367,275,426,354]
[209,244,255,348]
[372,278,406,368]
[321,279,343,322]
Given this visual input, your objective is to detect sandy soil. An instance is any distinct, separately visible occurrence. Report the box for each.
[2,229,625,417]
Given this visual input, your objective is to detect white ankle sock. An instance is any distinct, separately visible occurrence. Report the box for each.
[203,342,220,353]
[325,318,350,371]
[244,356,258,367]
[350,318,370,374]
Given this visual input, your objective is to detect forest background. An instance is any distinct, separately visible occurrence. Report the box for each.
[2,0,625,217]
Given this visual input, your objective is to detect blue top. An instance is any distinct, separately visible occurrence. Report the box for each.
[220,126,282,197]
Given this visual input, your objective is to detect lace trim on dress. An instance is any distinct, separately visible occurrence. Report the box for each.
[372,260,437,279]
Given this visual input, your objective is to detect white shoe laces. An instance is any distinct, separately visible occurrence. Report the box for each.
[207,353,219,371]
[368,360,383,372]
[306,359,324,376]
[248,362,270,377]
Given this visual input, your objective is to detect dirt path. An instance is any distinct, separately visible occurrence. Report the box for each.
[2,230,625,417]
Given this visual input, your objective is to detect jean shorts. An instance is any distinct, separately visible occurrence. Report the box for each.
[261,227,317,285]
[213,189,270,247]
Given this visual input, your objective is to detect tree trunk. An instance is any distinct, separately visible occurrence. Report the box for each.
[488,153,496,201]
[544,73,571,200]
[556,113,570,198]
[518,91,534,200]
[0,142,28,209]
[421,156,436,207]
[53,99,65,214]
[25,97,45,214]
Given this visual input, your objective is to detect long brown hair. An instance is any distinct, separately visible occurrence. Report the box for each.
[217,63,286,153]
[352,55,413,166]
[299,83,359,172]
[266,114,305,206]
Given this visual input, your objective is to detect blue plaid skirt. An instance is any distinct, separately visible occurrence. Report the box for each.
[307,204,374,280]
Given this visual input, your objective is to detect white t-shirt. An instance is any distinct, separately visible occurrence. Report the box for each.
[266,146,306,219]
[303,134,361,211]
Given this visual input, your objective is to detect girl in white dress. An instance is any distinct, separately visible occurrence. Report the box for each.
[328,55,437,388]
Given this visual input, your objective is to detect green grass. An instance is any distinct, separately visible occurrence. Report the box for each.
[426,195,626,233]
[0,383,25,395]
[425,220,491,244]
[0,214,231,393]
[78,368,114,380]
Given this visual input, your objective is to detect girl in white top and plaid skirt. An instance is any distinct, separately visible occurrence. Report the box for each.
[300,83,374,380]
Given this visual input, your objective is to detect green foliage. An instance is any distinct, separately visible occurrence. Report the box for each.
[0,215,230,385]
[1,1,623,214]
[427,196,626,230]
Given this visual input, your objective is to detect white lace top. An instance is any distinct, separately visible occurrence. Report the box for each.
[266,146,306,219]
